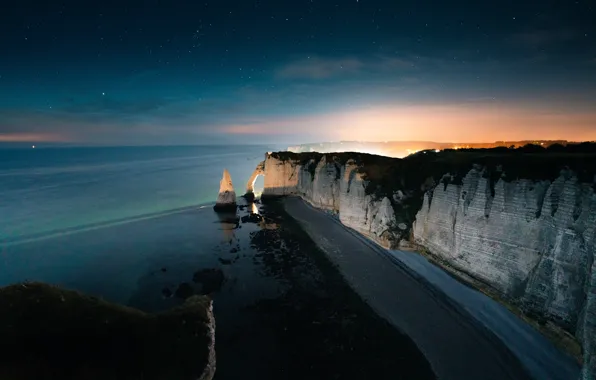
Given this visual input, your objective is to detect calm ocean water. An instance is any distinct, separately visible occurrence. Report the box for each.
[0,145,268,243]
[0,145,269,294]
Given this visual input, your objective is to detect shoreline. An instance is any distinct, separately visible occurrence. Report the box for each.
[281,196,532,380]
[281,189,582,364]
[3,195,439,379]
[401,241,583,364]
[280,195,580,380]
[0,203,216,247]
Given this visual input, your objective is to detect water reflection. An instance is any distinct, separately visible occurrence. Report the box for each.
[214,211,239,243]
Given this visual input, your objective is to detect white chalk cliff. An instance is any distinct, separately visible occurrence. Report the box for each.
[214,169,237,210]
[250,151,596,380]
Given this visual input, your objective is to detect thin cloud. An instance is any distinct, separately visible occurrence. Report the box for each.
[510,29,578,47]
[371,57,413,70]
[0,133,68,143]
[276,57,364,79]
[275,55,415,80]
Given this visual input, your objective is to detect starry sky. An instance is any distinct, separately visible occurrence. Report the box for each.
[1,0,595,146]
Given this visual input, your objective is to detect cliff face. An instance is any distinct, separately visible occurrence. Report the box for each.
[252,149,596,380]
[412,169,596,380]
[412,168,596,327]
[261,154,399,248]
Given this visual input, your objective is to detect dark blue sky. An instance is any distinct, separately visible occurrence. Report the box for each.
[1,0,595,145]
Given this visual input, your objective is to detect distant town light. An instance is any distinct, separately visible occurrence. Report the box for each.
[435,149,440,153]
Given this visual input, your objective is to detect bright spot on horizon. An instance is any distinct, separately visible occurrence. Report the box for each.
[32,145,35,149]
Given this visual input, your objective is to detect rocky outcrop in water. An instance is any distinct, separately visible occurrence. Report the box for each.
[248,146,596,379]
[0,282,216,380]
[214,169,237,211]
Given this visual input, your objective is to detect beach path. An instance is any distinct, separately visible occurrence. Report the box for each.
[283,196,531,380]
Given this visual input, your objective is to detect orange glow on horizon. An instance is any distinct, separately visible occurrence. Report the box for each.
[219,104,596,142]
[0,133,67,143]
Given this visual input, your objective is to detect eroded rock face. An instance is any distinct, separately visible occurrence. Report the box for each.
[308,155,342,211]
[412,169,596,379]
[214,169,237,211]
[580,261,596,380]
[259,154,398,248]
[261,154,301,196]
[0,282,216,380]
[245,160,265,199]
[338,160,398,248]
[252,152,596,379]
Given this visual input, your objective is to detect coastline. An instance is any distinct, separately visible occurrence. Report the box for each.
[401,240,583,364]
[281,195,580,380]
[2,195,438,379]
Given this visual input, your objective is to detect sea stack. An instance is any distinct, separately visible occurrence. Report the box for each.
[214,169,237,212]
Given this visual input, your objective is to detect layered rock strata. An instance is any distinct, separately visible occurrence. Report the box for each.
[249,150,596,380]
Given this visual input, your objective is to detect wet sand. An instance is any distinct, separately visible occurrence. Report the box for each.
[211,201,436,380]
[283,196,532,380]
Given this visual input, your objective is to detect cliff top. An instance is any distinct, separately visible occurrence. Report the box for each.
[272,142,596,188]
[271,142,596,231]
[0,282,214,379]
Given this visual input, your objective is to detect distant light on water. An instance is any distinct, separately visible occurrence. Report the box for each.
[32,145,35,149]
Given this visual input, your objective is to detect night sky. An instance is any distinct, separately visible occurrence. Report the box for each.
[1,0,595,145]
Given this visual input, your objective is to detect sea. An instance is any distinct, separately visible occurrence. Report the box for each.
[0,145,271,298]
[0,145,435,379]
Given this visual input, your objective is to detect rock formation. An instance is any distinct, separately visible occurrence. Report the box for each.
[214,169,237,211]
[0,282,216,380]
[256,152,400,247]
[244,160,265,201]
[249,147,596,380]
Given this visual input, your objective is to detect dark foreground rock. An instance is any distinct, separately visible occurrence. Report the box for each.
[0,282,215,380]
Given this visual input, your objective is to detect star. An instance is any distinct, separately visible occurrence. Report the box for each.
[102,92,105,96]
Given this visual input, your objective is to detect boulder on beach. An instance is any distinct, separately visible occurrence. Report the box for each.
[214,169,237,212]
[0,282,216,380]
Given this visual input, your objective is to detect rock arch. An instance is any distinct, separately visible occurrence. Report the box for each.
[245,160,265,199]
